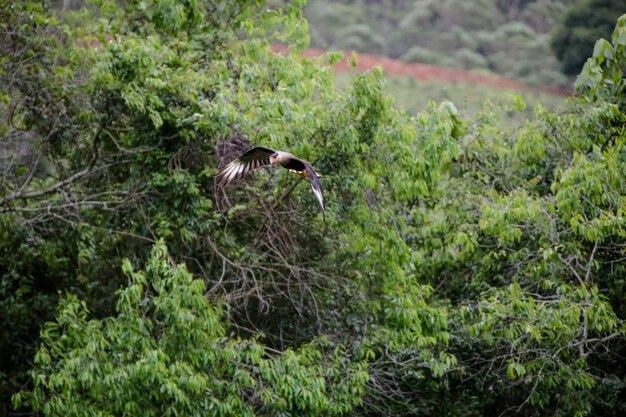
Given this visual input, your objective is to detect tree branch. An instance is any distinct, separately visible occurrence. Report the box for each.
[0,124,103,208]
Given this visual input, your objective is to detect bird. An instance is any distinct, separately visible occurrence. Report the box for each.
[216,146,326,219]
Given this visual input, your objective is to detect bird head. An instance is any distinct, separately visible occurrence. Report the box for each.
[269,152,279,164]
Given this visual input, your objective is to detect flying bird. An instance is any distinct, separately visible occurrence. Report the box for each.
[216,146,325,218]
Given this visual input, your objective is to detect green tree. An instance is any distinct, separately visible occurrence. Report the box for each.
[1,1,453,413]
[576,14,626,111]
[407,16,626,415]
[551,0,626,75]
[0,0,339,411]
[3,1,626,416]
[13,240,368,416]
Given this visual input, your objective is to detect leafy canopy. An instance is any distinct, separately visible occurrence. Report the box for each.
[2,1,626,416]
[14,241,368,417]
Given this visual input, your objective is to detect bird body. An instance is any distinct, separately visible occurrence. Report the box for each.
[269,150,296,166]
[217,146,325,218]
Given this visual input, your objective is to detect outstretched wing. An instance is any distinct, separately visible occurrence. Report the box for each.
[304,163,326,220]
[216,146,276,186]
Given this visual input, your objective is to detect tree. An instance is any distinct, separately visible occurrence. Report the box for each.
[576,14,626,111]
[0,0,341,411]
[13,240,368,416]
[3,1,626,416]
[551,0,626,75]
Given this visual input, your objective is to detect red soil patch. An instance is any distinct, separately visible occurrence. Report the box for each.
[273,45,571,96]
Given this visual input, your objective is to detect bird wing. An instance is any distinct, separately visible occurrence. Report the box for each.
[304,163,326,220]
[216,146,276,186]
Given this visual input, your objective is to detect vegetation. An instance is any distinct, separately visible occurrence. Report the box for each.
[15,241,368,416]
[304,0,568,87]
[304,0,626,88]
[552,0,626,75]
[1,1,626,416]
[334,72,565,123]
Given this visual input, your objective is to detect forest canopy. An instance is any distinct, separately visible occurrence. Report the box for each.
[1,1,626,416]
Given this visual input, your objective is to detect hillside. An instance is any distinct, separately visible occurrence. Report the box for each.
[274,45,569,123]
[303,0,624,88]
[281,46,571,95]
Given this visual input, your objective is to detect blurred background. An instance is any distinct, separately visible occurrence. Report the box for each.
[303,0,626,115]
[305,0,624,87]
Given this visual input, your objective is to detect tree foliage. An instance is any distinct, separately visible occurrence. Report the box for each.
[2,1,626,416]
[551,0,626,76]
[13,241,367,416]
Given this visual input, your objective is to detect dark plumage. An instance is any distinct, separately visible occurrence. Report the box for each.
[217,146,326,218]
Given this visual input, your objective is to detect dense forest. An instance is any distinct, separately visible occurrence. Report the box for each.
[1,0,626,416]
[305,0,626,87]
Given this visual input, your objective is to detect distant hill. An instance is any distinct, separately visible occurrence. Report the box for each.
[304,0,573,87]
[278,46,571,95]
[274,45,569,123]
